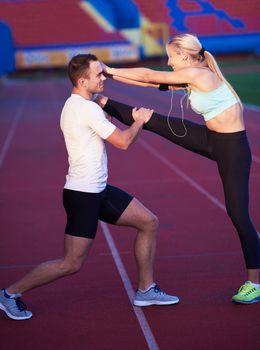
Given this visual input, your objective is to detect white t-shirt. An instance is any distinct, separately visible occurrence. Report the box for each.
[60,94,116,193]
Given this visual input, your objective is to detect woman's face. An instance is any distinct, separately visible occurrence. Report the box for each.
[166,44,186,71]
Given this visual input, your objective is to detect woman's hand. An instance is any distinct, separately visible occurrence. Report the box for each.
[100,62,111,75]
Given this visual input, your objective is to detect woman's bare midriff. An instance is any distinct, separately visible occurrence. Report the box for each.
[205,103,245,133]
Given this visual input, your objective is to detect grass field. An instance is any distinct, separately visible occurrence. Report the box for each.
[224,71,260,106]
[219,58,260,105]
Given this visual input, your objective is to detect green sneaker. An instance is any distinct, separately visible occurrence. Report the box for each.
[232,281,260,304]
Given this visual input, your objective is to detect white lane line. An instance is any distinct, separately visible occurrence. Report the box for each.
[100,222,159,350]
[138,139,226,211]
[252,155,260,164]
[0,264,36,269]
[0,249,242,270]
[0,88,28,169]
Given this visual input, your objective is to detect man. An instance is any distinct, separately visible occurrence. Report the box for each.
[0,54,179,321]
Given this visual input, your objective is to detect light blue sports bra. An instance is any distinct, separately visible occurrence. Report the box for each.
[189,83,238,121]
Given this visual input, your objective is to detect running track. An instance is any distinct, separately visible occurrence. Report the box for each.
[0,76,259,350]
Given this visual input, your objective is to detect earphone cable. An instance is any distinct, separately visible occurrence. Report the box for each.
[166,89,187,138]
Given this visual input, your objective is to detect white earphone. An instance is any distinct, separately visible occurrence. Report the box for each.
[166,89,187,138]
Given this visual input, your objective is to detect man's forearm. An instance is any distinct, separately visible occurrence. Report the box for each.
[122,119,144,148]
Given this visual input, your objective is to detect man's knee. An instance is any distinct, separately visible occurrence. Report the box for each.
[151,213,159,230]
[143,213,159,232]
[61,258,85,276]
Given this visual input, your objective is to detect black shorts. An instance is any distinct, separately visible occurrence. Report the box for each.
[62,184,133,239]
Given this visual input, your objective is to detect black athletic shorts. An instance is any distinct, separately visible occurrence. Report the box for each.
[62,184,133,239]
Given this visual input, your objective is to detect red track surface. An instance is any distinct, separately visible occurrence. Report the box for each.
[0,77,260,349]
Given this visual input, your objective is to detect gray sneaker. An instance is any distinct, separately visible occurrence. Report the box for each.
[133,284,179,306]
[0,288,32,320]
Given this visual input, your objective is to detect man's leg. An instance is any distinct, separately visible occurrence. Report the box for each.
[7,234,93,294]
[115,198,158,290]
[0,235,93,320]
[100,185,179,306]
[115,198,179,306]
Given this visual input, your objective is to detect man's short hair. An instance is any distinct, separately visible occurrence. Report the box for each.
[68,54,98,87]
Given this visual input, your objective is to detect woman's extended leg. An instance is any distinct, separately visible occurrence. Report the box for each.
[104,99,213,160]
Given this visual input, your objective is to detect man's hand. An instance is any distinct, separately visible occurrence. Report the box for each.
[107,107,154,150]
[132,107,154,124]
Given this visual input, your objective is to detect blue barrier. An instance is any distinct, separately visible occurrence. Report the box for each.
[200,33,260,55]
[85,0,140,29]
[0,21,15,77]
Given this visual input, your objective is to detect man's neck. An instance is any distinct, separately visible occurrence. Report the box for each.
[72,87,92,100]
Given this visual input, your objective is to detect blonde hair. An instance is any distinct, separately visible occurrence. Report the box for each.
[168,34,242,107]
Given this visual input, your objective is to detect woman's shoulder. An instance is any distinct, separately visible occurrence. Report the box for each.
[191,66,214,77]
[189,68,221,91]
[179,66,213,80]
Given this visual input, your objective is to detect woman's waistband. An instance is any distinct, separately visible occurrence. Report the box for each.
[207,129,247,140]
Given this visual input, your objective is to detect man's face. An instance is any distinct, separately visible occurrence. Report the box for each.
[84,60,106,93]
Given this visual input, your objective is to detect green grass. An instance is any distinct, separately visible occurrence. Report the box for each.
[218,57,260,105]
[224,72,260,105]
[218,57,259,68]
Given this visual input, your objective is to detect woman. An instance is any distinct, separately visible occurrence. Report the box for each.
[97,33,260,304]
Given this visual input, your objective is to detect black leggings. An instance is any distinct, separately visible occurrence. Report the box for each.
[104,99,260,269]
